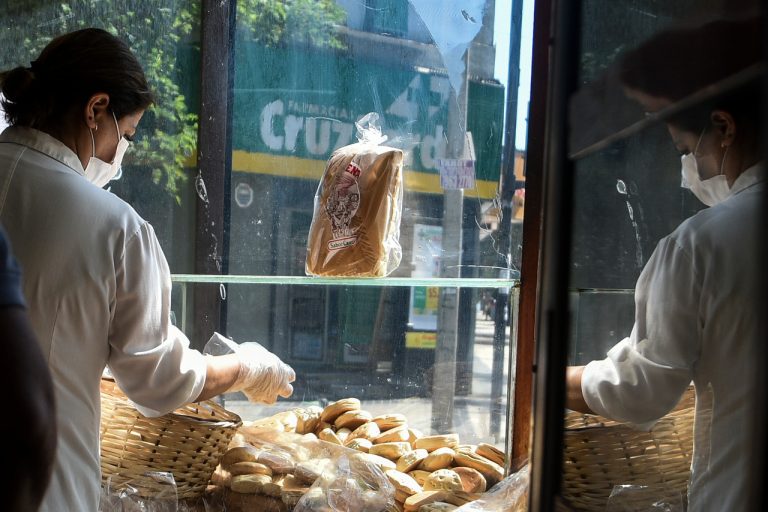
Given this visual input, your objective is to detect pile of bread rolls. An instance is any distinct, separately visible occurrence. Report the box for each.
[211,398,507,512]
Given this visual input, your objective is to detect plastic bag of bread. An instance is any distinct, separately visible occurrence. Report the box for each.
[231,425,396,511]
[306,112,404,277]
[293,453,395,512]
[454,465,529,512]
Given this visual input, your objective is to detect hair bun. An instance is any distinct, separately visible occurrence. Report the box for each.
[1,66,36,103]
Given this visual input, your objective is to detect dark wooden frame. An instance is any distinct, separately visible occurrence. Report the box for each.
[510,0,554,471]
[192,0,236,347]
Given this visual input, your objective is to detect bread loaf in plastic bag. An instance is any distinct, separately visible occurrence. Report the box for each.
[305,113,403,277]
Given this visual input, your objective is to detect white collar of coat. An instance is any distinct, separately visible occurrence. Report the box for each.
[0,125,85,176]
[729,161,765,196]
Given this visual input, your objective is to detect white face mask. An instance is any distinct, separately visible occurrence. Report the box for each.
[84,112,129,188]
[680,128,731,207]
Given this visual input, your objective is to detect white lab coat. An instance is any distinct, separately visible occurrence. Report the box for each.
[0,126,207,511]
[582,163,765,511]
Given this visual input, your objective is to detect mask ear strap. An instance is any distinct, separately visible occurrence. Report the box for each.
[89,128,96,160]
[692,125,707,156]
[720,145,730,176]
[112,112,121,143]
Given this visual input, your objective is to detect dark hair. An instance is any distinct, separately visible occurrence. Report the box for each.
[0,28,154,128]
[619,17,763,133]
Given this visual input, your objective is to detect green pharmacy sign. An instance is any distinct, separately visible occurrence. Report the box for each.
[231,43,504,198]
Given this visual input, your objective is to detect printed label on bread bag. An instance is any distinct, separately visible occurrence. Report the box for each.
[325,161,361,250]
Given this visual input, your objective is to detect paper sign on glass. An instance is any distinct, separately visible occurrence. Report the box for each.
[438,158,476,189]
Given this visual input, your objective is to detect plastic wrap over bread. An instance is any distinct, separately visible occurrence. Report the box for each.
[306,113,404,277]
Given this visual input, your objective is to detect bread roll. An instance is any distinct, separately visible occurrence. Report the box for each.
[396,448,428,473]
[227,461,272,477]
[256,451,295,474]
[352,452,397,471]
[336,427,353,443]
[280,475,311,507]
[318,427,343,445]
[422,469,463,492]
[221,445,260,467]
[404,491,452,512]
[452,466,486,493]
[407,428,424,447]
[453,448,504,486]
[414,434,459,452]
[294,458,332,484]
[370,441,412,460]
[295,407,322,434]
[334,409,373,430]
[347,420,381,443]
[406,490,480,510]
[320,398,361,423]
[262,475,285,497]
[408,470,431,486]
[346,438,374,453]
[385,469,423,497]
[372,413,408,431]
[374,424,410,444]
[476,442,506,467]
[230,473,271,494]
[418,447,455,472]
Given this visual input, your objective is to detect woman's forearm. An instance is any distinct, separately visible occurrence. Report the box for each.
[565,366,594,414]
[195,353,241,402]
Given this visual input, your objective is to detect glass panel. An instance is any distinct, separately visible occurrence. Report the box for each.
[216,0,525,447]
[0,0,528,461]
[173,280,518,446]
[564,1,763,510]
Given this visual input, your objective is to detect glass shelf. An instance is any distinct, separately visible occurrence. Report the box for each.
[171,274,521,288]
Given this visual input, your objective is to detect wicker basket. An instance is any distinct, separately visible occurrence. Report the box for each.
[99,378,242,499]
[562,387,695,511]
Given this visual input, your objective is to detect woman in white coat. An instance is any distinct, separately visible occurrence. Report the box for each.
[0,28,295,511]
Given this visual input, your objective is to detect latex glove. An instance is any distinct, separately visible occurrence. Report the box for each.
[204,333,295,404]
[230,342,296,404]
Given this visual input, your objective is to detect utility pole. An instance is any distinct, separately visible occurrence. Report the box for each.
[431,50,469,434]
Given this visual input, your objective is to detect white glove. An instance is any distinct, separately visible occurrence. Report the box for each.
[204,333,296,404]
[230,342,295,404]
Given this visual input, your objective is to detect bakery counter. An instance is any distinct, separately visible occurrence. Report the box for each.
[101,396,528,512]
[195,398,527,512]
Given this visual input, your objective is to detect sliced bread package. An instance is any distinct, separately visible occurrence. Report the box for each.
[305,113,403,277]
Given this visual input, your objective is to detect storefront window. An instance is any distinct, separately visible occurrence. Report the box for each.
[0,1,530,452]
[205,0,525,448]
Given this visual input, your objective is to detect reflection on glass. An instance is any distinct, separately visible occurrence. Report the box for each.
[564,3,763,511]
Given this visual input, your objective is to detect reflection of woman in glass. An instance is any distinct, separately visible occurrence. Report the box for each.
[565,18,763,511]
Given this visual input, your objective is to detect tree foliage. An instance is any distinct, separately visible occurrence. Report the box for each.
[0,0,346,201]
[238,0,346,49]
